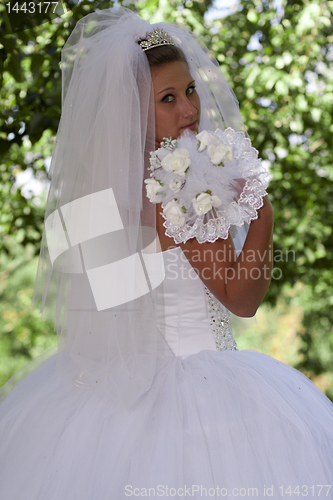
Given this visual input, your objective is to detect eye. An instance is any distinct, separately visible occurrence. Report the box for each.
[186,85,196,95]
[162,94,174,103]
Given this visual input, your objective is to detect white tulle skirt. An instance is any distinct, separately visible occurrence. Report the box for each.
[1,349,333,500]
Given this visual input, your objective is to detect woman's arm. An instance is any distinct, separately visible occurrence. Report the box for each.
[173,196,274,317]
[156,196,274,317]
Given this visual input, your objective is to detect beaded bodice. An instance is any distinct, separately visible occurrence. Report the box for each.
[161,247,238,358]
[204,286,238,351]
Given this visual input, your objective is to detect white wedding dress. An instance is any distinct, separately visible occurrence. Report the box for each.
[0,247,333,500]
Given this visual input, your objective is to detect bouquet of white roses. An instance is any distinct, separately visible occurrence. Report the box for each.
[144,128,269,244]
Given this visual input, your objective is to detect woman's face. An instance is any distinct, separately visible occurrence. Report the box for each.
[152,61,201,147]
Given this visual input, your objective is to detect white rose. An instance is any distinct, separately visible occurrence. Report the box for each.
[207,143,233,165]
[192,192,222,216]
[161,149,190,177]
[196,130,217,152]
[163,200,186,227]
[149,151,161,171]
[144,178,165,203]
[169,179,183,193]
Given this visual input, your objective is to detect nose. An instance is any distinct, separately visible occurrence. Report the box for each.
[180,95,198,119]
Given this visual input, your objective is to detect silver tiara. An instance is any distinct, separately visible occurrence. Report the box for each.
[138,28,175,52]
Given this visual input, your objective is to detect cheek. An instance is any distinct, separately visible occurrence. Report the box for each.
[155,107,175,134]
[155,108,163,131]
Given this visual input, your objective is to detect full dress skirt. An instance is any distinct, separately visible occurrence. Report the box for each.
[0,247,333,500]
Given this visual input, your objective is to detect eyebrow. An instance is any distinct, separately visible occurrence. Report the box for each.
[157,80,195,95]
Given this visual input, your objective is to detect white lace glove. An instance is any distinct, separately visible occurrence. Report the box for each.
[145,127,269,244]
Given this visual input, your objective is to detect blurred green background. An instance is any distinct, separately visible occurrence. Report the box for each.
[0,0,332,397]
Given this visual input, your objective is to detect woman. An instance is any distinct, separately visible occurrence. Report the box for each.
[0,8,332,500]
[149,51,273,315]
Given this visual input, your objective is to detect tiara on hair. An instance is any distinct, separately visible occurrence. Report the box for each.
[138,28,175,52]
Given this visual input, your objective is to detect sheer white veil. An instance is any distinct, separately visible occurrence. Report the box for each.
[31,7,248,409]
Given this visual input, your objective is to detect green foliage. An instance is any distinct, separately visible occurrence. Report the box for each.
[0,241,56,387]
[0,0,332,393]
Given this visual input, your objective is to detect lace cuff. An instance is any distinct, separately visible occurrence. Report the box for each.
[145,128,269,244]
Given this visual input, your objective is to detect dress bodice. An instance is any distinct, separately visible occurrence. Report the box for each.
[161,246,237,358]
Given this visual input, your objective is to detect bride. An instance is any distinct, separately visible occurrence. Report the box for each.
[0,7,332,500]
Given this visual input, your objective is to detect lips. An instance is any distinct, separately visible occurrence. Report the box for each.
[181,121,198,131]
